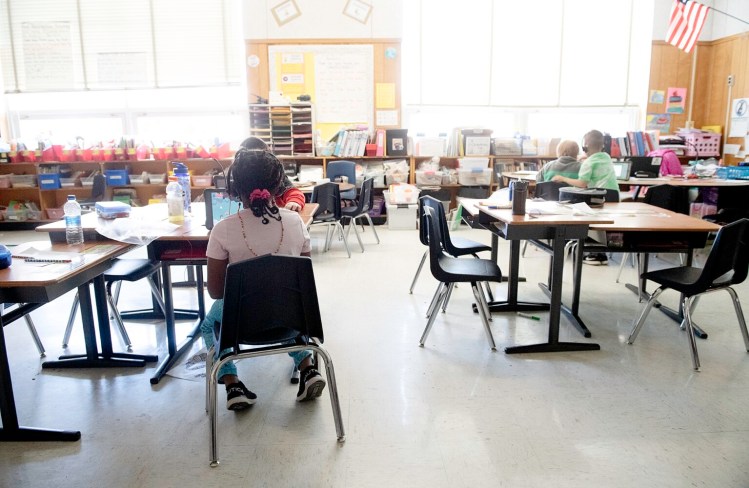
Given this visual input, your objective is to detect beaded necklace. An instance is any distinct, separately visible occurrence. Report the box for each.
[238,211,284,256]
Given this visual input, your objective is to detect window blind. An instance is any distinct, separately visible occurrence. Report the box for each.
[0,0,241,93]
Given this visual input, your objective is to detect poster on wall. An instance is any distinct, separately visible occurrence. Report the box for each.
[22,22,74,90]
[729,98,749,138]
[646,114,671,133]
[666,87,686,114]
[649,90,665,104]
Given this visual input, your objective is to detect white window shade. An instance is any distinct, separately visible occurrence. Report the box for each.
[491,0,563,106]
[0,0,241,93]
[559,0,632,106]
[420,0,493,105]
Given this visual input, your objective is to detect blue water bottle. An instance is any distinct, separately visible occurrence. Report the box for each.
[172,162,191,212]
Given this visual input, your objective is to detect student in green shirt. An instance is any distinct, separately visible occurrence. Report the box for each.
[536,140,582,182]
[551,130,618,191]
[552,130,618,265]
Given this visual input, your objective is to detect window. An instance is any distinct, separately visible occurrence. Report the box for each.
[402,0,655,138]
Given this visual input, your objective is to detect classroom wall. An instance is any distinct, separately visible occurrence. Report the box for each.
[242,0,403,40]
[652,0,749,41]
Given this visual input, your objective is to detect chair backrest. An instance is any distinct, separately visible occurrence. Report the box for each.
[604,188,620,203]
[423,206,451,283]
[326,160,357,199]
[535,181,566,201]
[218,255,323,354]
[643,184,689,214]
[310,182,342,221]
[421,195,455,253]
[91,173,106,201]
[417,196,431,246]
[357,177,375,213]
[695,218,749,290]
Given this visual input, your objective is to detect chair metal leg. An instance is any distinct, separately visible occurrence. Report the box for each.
[472,283,497,351]
[24,313,46,357]
[441,283,455,313]
[311,342,346,443]
[62,292,80,347]
[409,250,428,294]
[205,346,214,413]
[421,283,448,345]
[290,365,300,384]
[627,287,665,344]
[470,254,494,302]
[364,214,380,244]
[725,287,749,352]
[521,240,528,257]
[147,275,168,315]
[106,284,133,351]
[208,353,221,467]
[426,282,447,319]
[349,218,365,252]
[615,252,630,283]
[474,281,492,322]
[336,222,351,258]
[682,296,701,370]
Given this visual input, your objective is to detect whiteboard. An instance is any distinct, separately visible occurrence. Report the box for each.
[268,44,373,125]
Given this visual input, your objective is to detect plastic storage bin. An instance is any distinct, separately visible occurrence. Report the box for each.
[10,175,36,188]
[148,173,166,184]
[386,202,418,230]
[39,173,61,189]
[46,207,64,219]
[60,177,77,187]
[716,166,749,180]
[458,168,492,186]
[0,175,11,188]
[683,132,721,157]
[192,174,213,187]
[105,169,129,186]
[129,173,148,184]
[458,157,490,170]
[415,170,443,186]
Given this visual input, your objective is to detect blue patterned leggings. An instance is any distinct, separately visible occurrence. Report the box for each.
[199,299,312,380]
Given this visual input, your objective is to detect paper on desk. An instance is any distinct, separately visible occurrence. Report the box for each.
[724,143,741,155]
[96,210,179,246]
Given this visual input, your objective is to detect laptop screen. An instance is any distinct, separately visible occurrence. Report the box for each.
[204,188,242,230]
[628,156,662,178]
[611,161,631,181]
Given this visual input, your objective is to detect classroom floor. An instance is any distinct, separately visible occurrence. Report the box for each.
[1,224,748,487]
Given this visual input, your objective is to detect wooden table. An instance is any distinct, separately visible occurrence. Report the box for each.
[0,240,143,442]
[37,202,319,384]
[476,203,613,353]
[296,182,356,194]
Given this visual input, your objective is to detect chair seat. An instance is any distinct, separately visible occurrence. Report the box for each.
[340,206,362,217]
[643,266,733,297]
[436,254,502,283]
[104,259,161,283]
[449,236,491,256]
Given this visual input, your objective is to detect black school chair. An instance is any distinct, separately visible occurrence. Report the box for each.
[409,196,492,300]
[627,218,749,370]
[341,177,380,252]
[418,205,503,351]
[310,182,351,257]
[205,255,345,467]
[63,259,165,351]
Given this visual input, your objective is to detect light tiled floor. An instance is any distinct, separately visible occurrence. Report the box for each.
[1,225,748,487]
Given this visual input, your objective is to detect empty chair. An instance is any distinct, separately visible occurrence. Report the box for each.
[418,205,503,350]
[341,177,380,252]
[78,173,106,210]
[627,218,749,370]
[325,160,357,200]
[64,259,165,351]
[410,196,493,301]
[534,181,566,201]
[205,255,345,466]
[309,182,351,257]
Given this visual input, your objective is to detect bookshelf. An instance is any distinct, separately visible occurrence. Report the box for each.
[248,103,316,156]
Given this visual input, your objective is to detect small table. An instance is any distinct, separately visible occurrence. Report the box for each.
[477,204,613,353]
[0,240,137,442]
[296,182,356,194]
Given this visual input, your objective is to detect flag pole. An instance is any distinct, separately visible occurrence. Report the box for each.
[709,7,749,25]
[686,44,698,129]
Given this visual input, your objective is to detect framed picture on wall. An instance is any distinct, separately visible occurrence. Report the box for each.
[343,0,372,24]
[271,0,301,27]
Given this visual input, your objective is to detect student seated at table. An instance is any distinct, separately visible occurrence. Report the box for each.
[240,136,306,212]
[536,139,582,182]
[552,129,618,266]
[200,149,325,410]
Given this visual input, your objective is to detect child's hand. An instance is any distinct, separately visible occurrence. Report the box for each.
[285,202,302,212]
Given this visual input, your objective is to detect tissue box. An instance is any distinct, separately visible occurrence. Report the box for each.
[95,201,132,219]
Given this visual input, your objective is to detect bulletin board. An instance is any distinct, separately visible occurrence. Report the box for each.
[246,39,402,141]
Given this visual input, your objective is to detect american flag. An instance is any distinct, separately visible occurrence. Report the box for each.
[665,0,710,53]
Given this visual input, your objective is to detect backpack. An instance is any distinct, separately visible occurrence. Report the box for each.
[648,149,683,176]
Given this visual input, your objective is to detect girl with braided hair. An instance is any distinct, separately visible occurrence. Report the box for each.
[239,136,306,212]
[200,149,325,410]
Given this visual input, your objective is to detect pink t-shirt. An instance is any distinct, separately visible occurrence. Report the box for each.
[206,208,311,262]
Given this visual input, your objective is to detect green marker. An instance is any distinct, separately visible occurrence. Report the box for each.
[517,312,540,321]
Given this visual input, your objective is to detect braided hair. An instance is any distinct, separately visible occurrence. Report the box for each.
[226,149,285,224]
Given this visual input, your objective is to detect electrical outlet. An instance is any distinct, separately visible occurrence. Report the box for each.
[728,74,735,86]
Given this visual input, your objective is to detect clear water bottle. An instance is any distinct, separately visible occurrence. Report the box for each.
[63,195,84,245]
[166,176,184,224]
[172,162,191,212]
